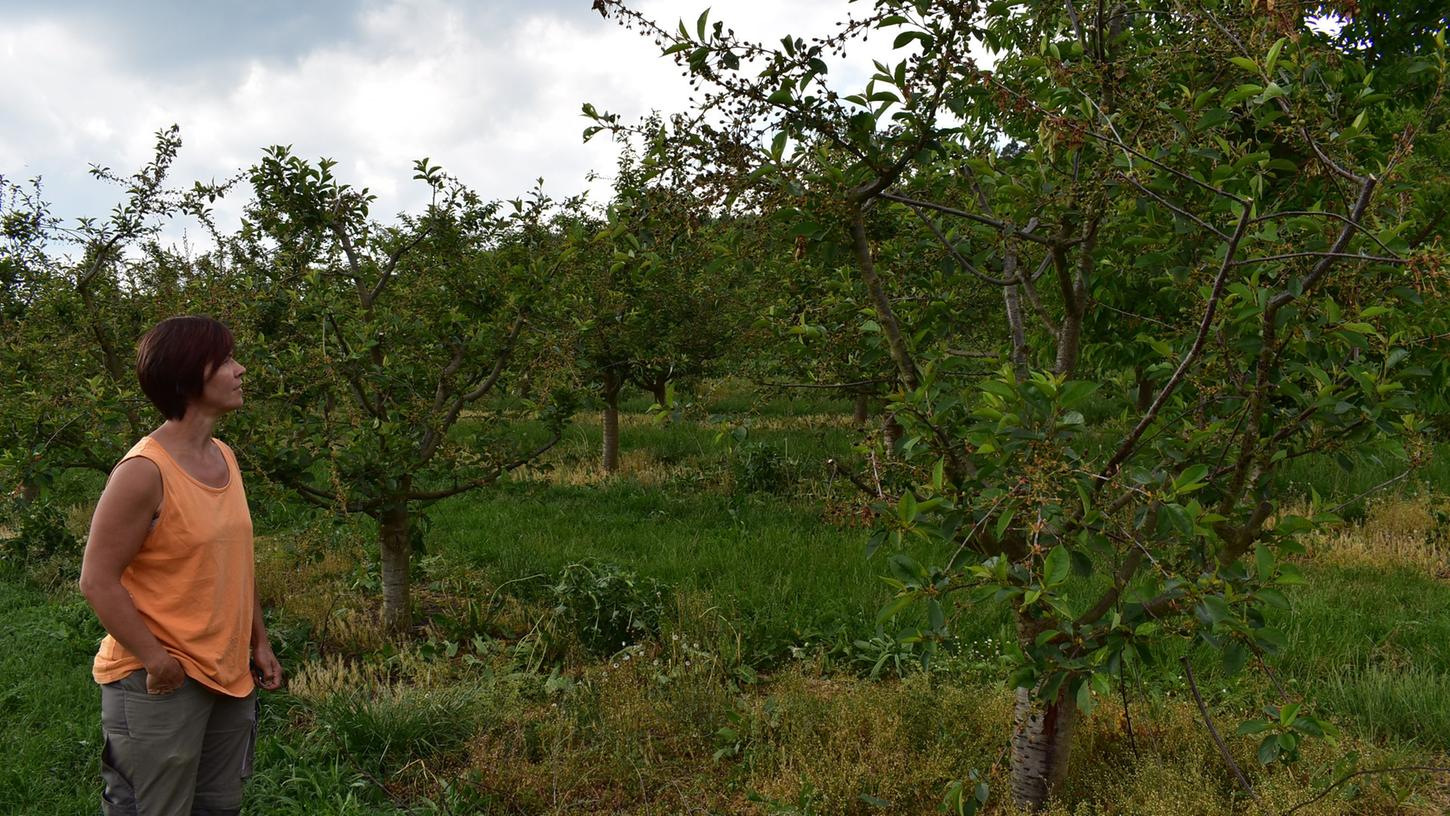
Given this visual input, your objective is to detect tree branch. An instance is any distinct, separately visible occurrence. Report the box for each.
[410,431,563,506]
[879,191,1058,245]
[1181,656,1265,808]
[1232,250,1403,268]
[1098,205,1254,487]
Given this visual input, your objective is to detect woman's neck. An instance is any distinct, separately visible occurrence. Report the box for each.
[152,409,220,456]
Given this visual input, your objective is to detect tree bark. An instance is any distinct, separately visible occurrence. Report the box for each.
[1010,613,1078,810]
[379,504,412,633]
[850,208,920,391]
[853,393,870,426]
[602,370,623,474]
[882,413,903,458]
[651,378,668,409]
[1134,365,1154,413]
[1003,252,1030,380]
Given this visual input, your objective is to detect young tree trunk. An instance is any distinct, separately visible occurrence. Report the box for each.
[1134,365,1154,413]
[379,504,413,633]
[882,413,903,458]
[1010,613,1078,810]
[602,371,623,474]
[651,379,668,409]
[853,393,870,426]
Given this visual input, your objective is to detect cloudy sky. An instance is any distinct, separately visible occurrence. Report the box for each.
[1,0,901,248]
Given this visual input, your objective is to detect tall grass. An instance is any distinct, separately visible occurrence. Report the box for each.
[3,382,1448,814]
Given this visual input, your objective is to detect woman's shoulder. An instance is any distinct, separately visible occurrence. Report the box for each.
[105,454,163,505]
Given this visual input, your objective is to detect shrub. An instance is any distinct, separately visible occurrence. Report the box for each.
[550,561,670,656]
[730,443,801,495]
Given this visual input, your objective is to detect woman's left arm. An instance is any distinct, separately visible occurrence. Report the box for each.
[250,581,283,690]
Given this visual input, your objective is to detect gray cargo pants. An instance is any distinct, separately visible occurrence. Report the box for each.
[99,670,258,816]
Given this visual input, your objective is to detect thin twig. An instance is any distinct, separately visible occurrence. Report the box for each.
[1281,765,1450,816]
[1327,468,1414,515]
[1181,656,1265,807]
[1099,206,1254,487]
[903,201,1019,286]
[1117,171,1229,240]
[1232,251,1405,267]
[879,191,1058,245]
[1249,210,1401,257]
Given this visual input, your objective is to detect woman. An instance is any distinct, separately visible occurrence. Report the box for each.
[79,315,283,816]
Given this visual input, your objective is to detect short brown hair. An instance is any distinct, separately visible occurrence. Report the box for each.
[136,316,235,420]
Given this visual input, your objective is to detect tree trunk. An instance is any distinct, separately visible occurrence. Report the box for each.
[850,209,920,391]
[602,371,623,474]
[1003,254,1030,380]
[1134,365,1154,413]
[853,393,870,426]
[882,413,903,458]
[1010,613,1078,810]
[379,505,412,633]
[651,379,668,409]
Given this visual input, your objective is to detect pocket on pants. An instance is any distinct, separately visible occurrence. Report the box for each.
[120,677,188,741]
[242,694,258,778]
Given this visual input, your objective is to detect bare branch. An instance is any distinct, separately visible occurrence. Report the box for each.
[1019,255,1059,337]
[1250,210,1400,257]
[880,191,1059,245]
[1232,251,1404,268]
[904,201,1019,286]
[1181,656,1265,807]
[410,431,564,506]
[1118,171,1230,240]
[366,224,432,308]
[1282,766,1450,816]
[759,377,890,390]
[1327,468,1414,515]
[1099,205,1254,486]
[852,207,920,390]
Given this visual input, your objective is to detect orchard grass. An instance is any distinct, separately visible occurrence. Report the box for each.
[3,395,1448,814]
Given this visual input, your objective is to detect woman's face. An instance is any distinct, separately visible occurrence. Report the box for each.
[198,354,246,414]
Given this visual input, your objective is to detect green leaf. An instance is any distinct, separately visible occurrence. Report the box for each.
[1076,678,1097,715]
[1255,545,1275,579]
[888,553,923,583]
[892,30,934,51]
[1200,595,1232,625]
[1230,56,1260,73]
[1222,640,1249,676]
[877,592,916,623]
[1265,37,1286,73]
[898,491,918,524]
[1280,702,1301,727]
[1043,545,1071,587]
[1173,464,1210,493]
[1058,380,1100,408]
[980,379,1016,400]
[1237,719,1273,735]
[1258,733,1281,765]
[994,509,1016,544]
[1256,588,1291,610]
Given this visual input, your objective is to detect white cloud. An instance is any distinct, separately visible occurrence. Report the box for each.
[1,0,928,251]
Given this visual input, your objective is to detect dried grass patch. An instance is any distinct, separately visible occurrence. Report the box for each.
[1304,497,1450,577]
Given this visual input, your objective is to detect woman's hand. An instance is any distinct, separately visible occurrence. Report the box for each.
[251,642,284,690]
[144,654,186,695]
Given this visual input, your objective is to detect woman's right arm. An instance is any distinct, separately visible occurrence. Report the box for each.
[78,457,185,694]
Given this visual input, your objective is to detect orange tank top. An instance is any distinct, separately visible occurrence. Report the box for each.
[92,436,256,697]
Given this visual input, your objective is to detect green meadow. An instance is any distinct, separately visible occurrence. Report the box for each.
[3,387,1448,815]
